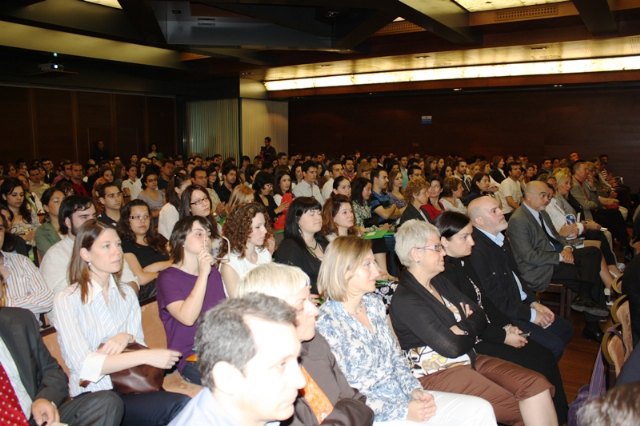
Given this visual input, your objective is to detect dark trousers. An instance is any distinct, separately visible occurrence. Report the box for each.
[584,229,616,265]
[593,208,629,246]
[181,361,202,385]
[514,316,573,361]
[30,391,124,426]
[119,390,190,426]
[551,246,605,304]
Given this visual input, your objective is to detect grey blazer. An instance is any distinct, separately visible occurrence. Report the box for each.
[506,205,567,291]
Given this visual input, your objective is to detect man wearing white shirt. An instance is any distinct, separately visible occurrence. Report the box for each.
[40,196,139,297]
[292,160,324,205]
[498,162,523,218]
[321,161,344,201]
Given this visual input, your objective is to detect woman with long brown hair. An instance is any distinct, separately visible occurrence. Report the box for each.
[53,220,189,425]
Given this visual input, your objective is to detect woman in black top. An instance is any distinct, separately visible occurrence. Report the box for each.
[117,199,171,301]
[435,211,568,423]
[273,197,328,294]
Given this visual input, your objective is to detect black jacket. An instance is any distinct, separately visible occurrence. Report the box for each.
[468,228,536,322]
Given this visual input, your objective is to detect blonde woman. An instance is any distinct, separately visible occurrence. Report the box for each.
[316,236,495,425]
[236,263,375,426]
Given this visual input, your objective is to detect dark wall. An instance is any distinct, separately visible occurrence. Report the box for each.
[0,85,176,164]
[289,86,640,190]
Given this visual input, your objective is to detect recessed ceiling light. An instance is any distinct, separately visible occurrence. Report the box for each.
[82,0,122,9]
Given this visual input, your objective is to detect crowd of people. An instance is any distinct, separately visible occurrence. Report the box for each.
[1,139,639,425]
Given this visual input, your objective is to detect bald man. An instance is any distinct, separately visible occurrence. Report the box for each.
[467,196,573,359]
[506,181,608,342]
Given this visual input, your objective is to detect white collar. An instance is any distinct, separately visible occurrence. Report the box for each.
[86,275,119,303]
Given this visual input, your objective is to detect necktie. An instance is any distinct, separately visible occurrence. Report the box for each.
[300,366,333,423]
[538,212,563,253]
[0,363,29,426]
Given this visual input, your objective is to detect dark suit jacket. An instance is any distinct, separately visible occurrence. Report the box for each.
[506,205,567,291]
[390,270,486,360]
[0,308,69,408]
[398,203,430,226]
[468,228,537,321]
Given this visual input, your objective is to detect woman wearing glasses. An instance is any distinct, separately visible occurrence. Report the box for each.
[117,199,171,302]
[391,220,557,426]
[179,184,220,234]
[316,236,495,425]
[156,216,226,384]
[137,168,165,219]
[220,202,273,297]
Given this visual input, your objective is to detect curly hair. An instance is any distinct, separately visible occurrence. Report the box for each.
[117,199,167,253]
[403,177,429,202]
[222,202,272,259]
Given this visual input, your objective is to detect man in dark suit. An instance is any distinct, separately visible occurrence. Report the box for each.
[0,307,123,426]
[467,196,573,359]
[506,181,608,342]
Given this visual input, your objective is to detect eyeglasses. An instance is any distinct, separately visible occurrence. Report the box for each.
[537,192,552,199]
[190,197,210,206]
[415,244,445,253]
[105,192,123,199]
[129,215,150,221]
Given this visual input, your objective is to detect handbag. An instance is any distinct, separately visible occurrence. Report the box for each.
[109,342,165,394]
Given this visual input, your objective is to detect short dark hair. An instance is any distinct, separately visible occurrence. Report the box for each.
[196,293,296,390]
[58,195,93,235]
[252,171,274,193]
[222,163,237,176]
[301,160,317,174]
[507,162,521,175]
[97,181,119,199]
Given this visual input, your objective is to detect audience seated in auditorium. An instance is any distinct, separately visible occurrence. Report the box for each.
[421,175,444,222]
[169,294,304,426]
[53,220,189,425]
[96,182,123,227]
[436,211,568,422]
[467,196,574,356]
[507,182,609,342]
[138,167,166,219]
[237,262,375,426]
[40,196,138,297]
[158,174,191,240]
[316,236,497,425]
[292,160,324,205]
[391,221,557,426]
[0,177,39,251]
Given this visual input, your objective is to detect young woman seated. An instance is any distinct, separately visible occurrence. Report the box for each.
[220,202,272,297]
[156,216,227,384]
[52,220,189,425]
[117,199,171,302]
[320,194,357,242]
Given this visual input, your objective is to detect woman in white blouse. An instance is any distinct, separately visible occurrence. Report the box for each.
[220,202,272,296]
[53,219,189,426]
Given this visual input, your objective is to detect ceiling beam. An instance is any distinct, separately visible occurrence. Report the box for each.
[334,9,395,50]
[397,0,480,44]
[119,0,166,44]
[571,0,617,35]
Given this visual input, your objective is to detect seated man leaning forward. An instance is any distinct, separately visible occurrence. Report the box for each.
[507,181,608,342]
[169,293,306,426]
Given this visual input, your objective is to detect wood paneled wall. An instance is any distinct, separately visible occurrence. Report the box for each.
[289,86,640,190]
[0,86,176,164]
